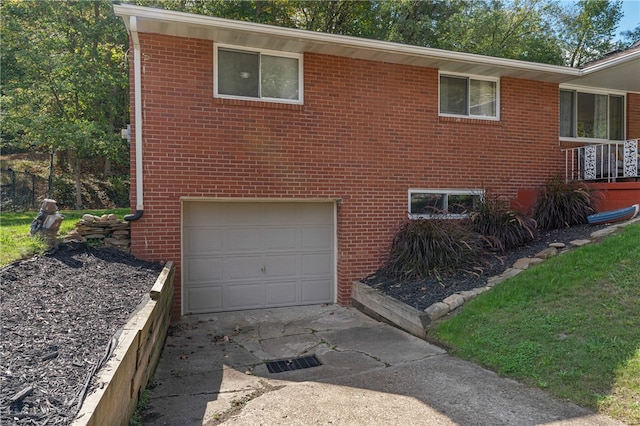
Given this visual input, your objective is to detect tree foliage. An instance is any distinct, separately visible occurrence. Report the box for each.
[557,0,624,67]
[0,0,632,209]
[1,0,129,207]
[620,25,640,48]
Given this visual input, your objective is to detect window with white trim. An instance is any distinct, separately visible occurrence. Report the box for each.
[560,89,624,140]
[409,190,483,218]
[439,74,499,119]
[215,45,302,104]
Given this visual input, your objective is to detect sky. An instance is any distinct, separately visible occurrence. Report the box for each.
[617,0,640,40]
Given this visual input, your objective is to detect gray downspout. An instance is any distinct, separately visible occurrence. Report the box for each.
[125,15,144,222]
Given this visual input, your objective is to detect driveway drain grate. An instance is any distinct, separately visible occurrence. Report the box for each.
[266,354,322,373]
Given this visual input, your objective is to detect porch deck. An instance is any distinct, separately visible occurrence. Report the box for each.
[561,139,640,212]
[563,139,639,183]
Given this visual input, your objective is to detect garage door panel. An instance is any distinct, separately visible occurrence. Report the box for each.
[298,203,332,222]
[183,201,334,313]
[226,283,263,309]
[265,281,298,305]
[186,257,223,282]
[185,228,223,255]
[226,256,263,280]
[264,254,299,277]
[302,226,332,249]
[225,228,263,251]
[188,286,223,313]
[184,202,227,223]
[265,228,298,250]
[225,204,267,225]
[302,253,332,276]
[301,279,332,303]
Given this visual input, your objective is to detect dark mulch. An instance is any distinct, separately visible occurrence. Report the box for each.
[0,242,163,425]
[361,224,607,311]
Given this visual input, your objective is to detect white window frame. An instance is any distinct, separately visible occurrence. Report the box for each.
[439,72,500,121]
[214,43,304,105]
[408,189,484,219]
[559,84,626,143]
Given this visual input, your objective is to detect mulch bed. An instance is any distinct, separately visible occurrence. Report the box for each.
[362,224,607,311]
[0,242,163,425]
[0,223,610,424]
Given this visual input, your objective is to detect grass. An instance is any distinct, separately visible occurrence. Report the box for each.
[0,207,130,266]
[129,388,151,426]
[428,223,640,425]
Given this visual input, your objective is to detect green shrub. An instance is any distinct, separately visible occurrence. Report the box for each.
[105,175,130,207]
[533,176,600,229]
[380,217,488,281]
[471,195,537,252]
[52,175,76,209]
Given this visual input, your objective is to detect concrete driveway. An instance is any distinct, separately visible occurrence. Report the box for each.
[140,304,623,426]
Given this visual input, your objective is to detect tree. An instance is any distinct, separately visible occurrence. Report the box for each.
[557,0,623,67]
[620,25,640,49]
[1,0,129,208]
[382,0,465,48]
[429,0,564,64]
[132,0,387,38]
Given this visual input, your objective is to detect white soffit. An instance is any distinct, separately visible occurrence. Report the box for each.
[114,4,639,92]
[569,50,640,93]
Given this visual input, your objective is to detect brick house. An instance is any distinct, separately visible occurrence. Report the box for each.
[114,5,640,318]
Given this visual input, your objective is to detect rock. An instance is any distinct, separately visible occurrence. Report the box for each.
[84,234,105,239]
[82,214,95,224]
[442,294,464,310]
[549,242,566,248]
[570,239,591,247]
[424,302,450,320]
[512,257,544,270]
[487,275,505,287]
[535,247,557,259]
[503,268,523,278]
[488,268,522,287]
[457,290,478,302]
[591,227,617,238]
[107,214,117,221]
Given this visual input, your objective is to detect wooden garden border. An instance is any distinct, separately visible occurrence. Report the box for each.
[71,261,175,426]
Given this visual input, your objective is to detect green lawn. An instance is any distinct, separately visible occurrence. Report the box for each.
[428,223,640,425]
[0,208,130,266]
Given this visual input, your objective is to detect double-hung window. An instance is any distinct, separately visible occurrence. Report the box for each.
[215,45,302,104]
[409,189,483,219]
[439,74,499,119]
[559,88,625,141]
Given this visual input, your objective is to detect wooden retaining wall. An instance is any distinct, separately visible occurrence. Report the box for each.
[71,261,175,426]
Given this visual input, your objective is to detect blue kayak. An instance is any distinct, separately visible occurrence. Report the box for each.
[587,204,639,225]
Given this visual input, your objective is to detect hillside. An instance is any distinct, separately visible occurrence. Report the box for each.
[0,152,129,211]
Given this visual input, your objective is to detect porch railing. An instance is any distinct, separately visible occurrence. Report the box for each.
[563,139,639,182]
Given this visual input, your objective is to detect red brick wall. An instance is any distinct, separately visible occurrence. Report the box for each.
[130,34,565,317]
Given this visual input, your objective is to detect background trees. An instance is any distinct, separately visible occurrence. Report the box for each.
[1,0,635,209]
[1,0,129,209]
[557,0,624,67]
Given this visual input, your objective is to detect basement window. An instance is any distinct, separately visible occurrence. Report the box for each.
[215,44,303,104]
[409,189,483,218]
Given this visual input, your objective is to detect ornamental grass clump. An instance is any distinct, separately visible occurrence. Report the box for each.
[380,217,488,281]
[471,195,537,252]
[533,176,600,229]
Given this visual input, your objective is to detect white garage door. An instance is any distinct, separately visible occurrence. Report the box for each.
[182,201,335,314]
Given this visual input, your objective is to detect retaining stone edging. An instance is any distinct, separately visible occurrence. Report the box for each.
[352,218,640,339]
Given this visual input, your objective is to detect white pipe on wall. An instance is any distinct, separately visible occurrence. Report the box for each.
[125,16,144,221]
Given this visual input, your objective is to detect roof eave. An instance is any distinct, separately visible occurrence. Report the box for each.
[115,4,640,90]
